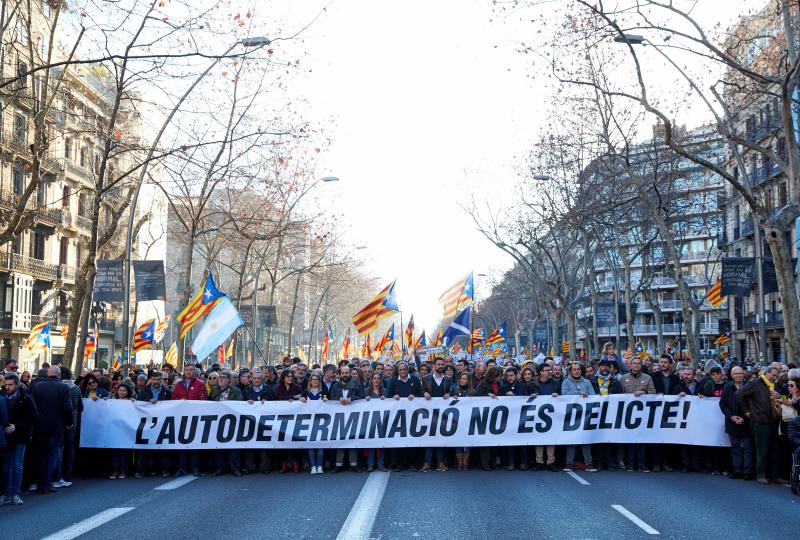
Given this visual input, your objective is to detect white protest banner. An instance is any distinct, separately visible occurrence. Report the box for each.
[79,395,729,450]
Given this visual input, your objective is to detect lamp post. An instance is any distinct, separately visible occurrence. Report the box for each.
[121,36,271,365]
[676,312,683,360]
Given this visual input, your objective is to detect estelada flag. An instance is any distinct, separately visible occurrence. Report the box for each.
[352,281,399,335]
[439,272,474,319]
[705,277,724,308]
[177,273,224,338]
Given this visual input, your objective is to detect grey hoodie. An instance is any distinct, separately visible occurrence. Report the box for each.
[561,376,596,396]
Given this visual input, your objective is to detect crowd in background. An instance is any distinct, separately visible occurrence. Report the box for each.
[1,342,799,508]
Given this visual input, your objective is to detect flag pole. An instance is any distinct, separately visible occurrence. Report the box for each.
[243,324,265,365]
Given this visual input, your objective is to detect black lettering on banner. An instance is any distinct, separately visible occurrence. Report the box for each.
[598,401,614,429]
[135,417,149,444]
[237,415,256,442]
[178,416,199,444]
[388,410,408,438]
[368,411,390,439]
[410,408,429,437]
[536,404,554,433]
[428,408,440,436]
[217,414,236,443]
[277,415,294,442]
[440,407,458,436]
[518,405,537,433]
[358,411,370,439]
[645,401,661,429]
[489,405,508,435]
[681,401,690,428]
[256,415,274,442]
[292,414,311,442]
[309,413,331,441]
[332,411,359,440]
[199,415,217,443]
[469,407,489,435]
[624,400,644,429]
[661,401,679,429]
[583,401,600,430]
[614,400,625,429]
[564,403,583,431]
[156,417,175,444]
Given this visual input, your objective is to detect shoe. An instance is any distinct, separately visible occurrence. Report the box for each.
[563,465,574,472]
[662,464,674,472]
[310,467,317,475]
[421,463,431,472]
[148,472,158,476]
[317,466,324,474]
[520,464,529,471]
[392,466,401,472]
[377,466,388,472]
[0,495,10,506]
[349,465,361,473]
[626,467,634,472]
[292,461,301,474]
[232,469,242,477]
[334,465,344,473]
[547,464,558,472]
[585,467,598,472]
[280,461,289,474]
[756,477,770,485]
[436,462,448,472]
[407,465,417,472]
[212,468,224,477]
[12,495,22,505]
[711,470,721,476]
[133,473,143,479]
[161,471,170,478]
[27,484,37,492]
[367,466,374,472]
[173,469,187,477]
[729,472,742,479]
[504,465,514,471]
[52,480,68,488]
[118,473,127,479]
[639,468,650,473]
[533,462,544,471]
[109,472,119,479]
[652,465,661,473]
[192,469,202,477]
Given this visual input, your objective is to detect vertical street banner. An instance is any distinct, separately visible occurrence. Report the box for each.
[79,395,729,450]
[721,257,754,297]
[94,260,125,302]
[133,260,167,301]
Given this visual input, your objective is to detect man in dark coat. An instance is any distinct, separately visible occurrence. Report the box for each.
[736,365,781,484]
[719,365,754,479]
[30,365,73,494]
[2,373,38,505]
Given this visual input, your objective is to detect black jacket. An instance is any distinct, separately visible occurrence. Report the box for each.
[330,379,364,401]
[31,376,73,435]
[736,377,779,425]
[651,371,681,395]
[244,384,273,402]
[591,375,623,395]
[387,376,422,398]
[137,385,172,402]
[422,374,452,397]
[4,390,38,445]
[500,380,529,396]
[676,380,703,396]
[789,416,800,449]
[719,381,748,436]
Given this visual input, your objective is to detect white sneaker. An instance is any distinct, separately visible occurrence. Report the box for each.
[317,466,324,474]
[12,495,23,505]
[27,484,37,492]
[310,467,317,475]
[52,480,66,488]
[0,495,10,506]
[60,480,73,487]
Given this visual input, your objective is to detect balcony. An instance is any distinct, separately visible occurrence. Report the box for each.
[739,218,754,238]
[742,311,784,330]
[0,252,59,281]
[0,188,63,227]
[752,163,781,186]
[0,129,63,173]
[64,159,95,183]
[57,264,79,285]
[744,120,780,143]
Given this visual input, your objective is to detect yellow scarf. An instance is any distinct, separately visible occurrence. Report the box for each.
[761,374,774,392]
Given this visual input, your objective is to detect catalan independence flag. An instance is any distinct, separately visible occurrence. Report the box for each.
[133,319,156,353]
[485,321,506,348]
[431,327,443,347]
[405,314,415,350]
[352,280,399,335]
[112,353,122,370]
[83,325,98,362]
[177,274,224,338]
[340,333,352,359]
[165,341,178,366]
[375,324,394,352]
[60,324,69,338]
[414,330,427,350]
[154,315,170,343]
[706,277,724,308]
[468,327,484,353]
[321,323,333,361]
[562,340,571,354]
[25,322,51,355]
[439,272,474,319]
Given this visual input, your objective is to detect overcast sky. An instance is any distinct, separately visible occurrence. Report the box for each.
[259,0,763,334]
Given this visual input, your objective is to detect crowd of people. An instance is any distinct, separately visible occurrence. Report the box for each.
[1,343,799,508]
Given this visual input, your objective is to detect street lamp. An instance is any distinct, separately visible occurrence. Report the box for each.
[613,34,645,45]
[121,36,271,366]
[321,176,340,182]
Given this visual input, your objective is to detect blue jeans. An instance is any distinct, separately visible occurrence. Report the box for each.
[367,449,384,468]
[36,434,60,488]
[55,428,76,482]
[729,434,754,474]
[3,443,26,497]
[111,450,130,473]
[308,449,324,468]
[178,450,200,473]
[626,444,646,469]
[424,447,445,465]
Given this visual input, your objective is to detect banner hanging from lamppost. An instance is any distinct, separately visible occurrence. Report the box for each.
[94,260,125,302]
[133,260,167,301]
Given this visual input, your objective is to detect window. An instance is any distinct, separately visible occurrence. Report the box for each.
[12,166,25,195]
[12,233,23,255]
[62,185,70,208]
[31,232,45,260]
[75,242,82,268]
[77,193,87,217]
[16,61,28,90]
[64,138,72,159]
[13,113,26,143]
[59,238,69,265]
[16,18,29,44]
[79,147,87,167]
[779,181,788,207]
[37,177,47,206]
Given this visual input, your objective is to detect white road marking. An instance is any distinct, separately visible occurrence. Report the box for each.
[154,476,198,490]
[41,507,135,540]
[612,504,660,535]
[336,471,391,540]
[565,470,590,485]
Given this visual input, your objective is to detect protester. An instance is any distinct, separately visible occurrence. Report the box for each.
[2,373,37,506]
[452,371,473,471]
[421,357,451,472]
[737,365,781,484]
[364,372,387,472]
[171,363,207,477]
[561,363,596,472]
[109,382,135,479]
[31,365,73,495]
[330,365,364,472]
[720,365,754,480]
[210,371,243,477]
[274,370,303,473]
[387,362,423,471]
[534,363,560,471]
[619,357,655,472]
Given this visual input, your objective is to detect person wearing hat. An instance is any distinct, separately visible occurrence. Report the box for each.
[591,359,623,470]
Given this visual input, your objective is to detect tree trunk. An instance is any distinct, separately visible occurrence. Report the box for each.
[549,307,560,356]
[623,262,635,351]
[286,273,302,358]
[566,310,577,362]
[765,223,800,363]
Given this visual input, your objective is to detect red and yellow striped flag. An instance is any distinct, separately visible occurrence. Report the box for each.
[352,281,399,335]
[706,277,724,308]
[439,272,474,319]
[177,274,224,338]
[405,315,414,350]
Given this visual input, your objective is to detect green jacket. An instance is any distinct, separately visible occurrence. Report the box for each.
[210,385,244,401]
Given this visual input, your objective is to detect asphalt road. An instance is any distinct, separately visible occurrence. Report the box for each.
[3,468,797,539]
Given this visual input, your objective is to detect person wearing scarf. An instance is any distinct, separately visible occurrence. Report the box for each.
[736,366,781,484]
